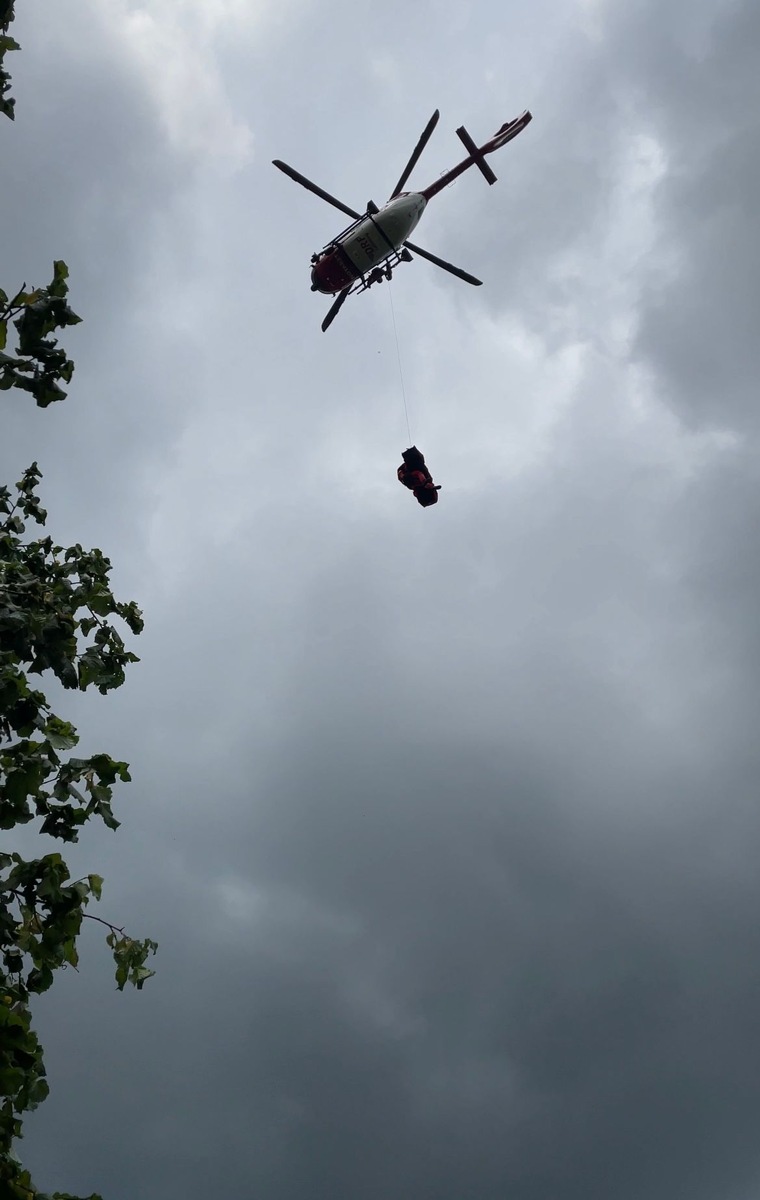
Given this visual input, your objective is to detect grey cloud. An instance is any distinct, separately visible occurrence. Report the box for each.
[6,2,760,1199]
[627,0,760,431]
[25,684,760,1200]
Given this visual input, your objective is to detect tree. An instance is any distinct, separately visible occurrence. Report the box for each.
[1,0,18,121]
[3,24,157,1195]
[1,262,82,408]
[1,270,156,1196]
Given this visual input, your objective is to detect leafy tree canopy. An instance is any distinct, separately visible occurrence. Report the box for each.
[1,262,82,409]
[1,0,18,121]
[1,270,156,1198]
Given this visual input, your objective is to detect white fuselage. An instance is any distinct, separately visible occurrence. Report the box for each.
[338,192,426,275]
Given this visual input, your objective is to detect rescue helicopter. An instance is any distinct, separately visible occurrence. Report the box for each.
[273,108,532,331]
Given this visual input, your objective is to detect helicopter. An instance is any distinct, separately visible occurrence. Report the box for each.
[273,107,532,331]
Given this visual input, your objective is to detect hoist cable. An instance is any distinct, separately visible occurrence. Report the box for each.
[387,281,412,446]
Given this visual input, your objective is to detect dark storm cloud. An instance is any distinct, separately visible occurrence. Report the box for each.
[625,0,760,431]
[26,666,760,1200]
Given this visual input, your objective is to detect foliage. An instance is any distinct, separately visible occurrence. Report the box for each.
[1,0,18,120]
[0,464,156,1195]
[3,35,156,1196]
[1,262,82,409]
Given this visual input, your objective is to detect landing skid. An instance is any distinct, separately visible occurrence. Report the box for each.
[351,247,413,295]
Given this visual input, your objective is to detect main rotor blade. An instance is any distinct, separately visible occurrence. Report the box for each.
[404,240,483,286]
[272,160,361,220]
[389,110,440,199]
[321,289,350,332]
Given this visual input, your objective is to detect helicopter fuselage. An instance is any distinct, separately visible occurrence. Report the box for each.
[311,192,426,295]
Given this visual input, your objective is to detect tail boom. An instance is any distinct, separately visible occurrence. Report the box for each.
[421,109,532,201]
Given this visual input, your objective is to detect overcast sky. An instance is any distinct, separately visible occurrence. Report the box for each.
[3,0,760,1197]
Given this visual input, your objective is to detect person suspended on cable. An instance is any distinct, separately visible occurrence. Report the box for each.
[397,447,441,508]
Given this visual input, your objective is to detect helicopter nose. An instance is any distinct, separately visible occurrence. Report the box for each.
[311,250,356,294]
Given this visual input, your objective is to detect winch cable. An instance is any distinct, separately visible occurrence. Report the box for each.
[387,279,412,446]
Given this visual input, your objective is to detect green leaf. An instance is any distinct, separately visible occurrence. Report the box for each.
[47,261,69,299]
[44,717,78,752]
[62,939,78,969]
[26,1076,50,1109]
[0,1067,25,1096]
[97,800,120,832]
[87,874,103,901]
[0,94,15,120]
[33,379,68,409]
[25,965,54,994]
[10,289,41,307]
[0,319,6,350]
[58,660,79,690]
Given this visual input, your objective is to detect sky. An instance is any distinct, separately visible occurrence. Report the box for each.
[3,0,760,1196]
